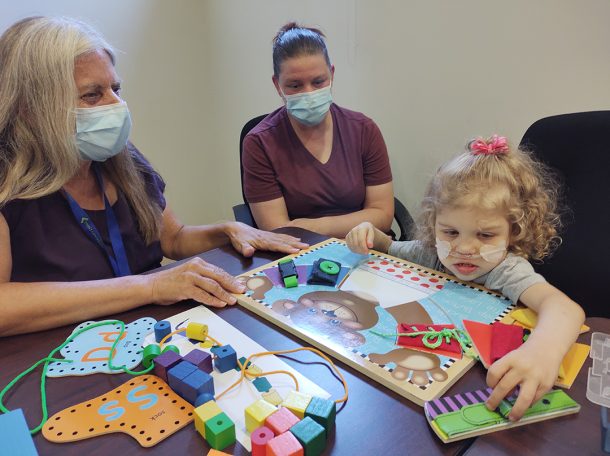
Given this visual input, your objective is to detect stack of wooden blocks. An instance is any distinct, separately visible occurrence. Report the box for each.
[246,390,336,456]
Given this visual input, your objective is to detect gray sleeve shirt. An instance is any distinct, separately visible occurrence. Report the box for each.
[388,241,545,304]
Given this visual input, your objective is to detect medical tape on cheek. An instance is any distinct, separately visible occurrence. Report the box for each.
[479,244,506,263]
[435,239,451,260]
[436,238,506,263]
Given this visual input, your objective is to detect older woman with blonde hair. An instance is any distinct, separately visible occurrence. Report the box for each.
[0,16,307,336]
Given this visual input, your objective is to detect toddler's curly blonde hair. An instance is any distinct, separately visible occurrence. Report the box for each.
[415,136,562,261]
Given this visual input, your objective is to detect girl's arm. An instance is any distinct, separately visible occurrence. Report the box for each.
[485,282,585,420]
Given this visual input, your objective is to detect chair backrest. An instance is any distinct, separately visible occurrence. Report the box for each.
[232,114,268,228]
[519,111,610,317]
[239,114,268,205]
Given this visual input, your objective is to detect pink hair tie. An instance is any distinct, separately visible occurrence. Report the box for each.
[469,135,509,155]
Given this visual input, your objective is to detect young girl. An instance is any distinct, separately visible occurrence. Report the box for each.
[346,135,585,421]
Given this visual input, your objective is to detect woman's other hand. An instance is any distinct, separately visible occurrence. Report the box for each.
[225,221,308,257]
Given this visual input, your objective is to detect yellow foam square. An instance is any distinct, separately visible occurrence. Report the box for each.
[282,390,312,419]
[245,399,277,433]
[194,400,223,438]
[262,389,283,406]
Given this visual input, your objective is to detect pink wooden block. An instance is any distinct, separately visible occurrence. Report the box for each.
[265,407,300,435]
[251,425,274,456]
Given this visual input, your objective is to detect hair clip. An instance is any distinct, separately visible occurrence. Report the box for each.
[469,135,509,156]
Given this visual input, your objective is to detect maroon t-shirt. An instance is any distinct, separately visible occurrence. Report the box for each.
[1,144,165,282]
[242,104,392,219]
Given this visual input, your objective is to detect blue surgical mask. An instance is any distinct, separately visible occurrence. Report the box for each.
[283,84,333,126]
[75,101,132,161]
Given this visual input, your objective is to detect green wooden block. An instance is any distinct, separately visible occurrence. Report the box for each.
[204,412,236,451]
[290,416,326,456]
[305,396,336,436]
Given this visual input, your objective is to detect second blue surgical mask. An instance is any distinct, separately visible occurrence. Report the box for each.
[76,101,132,162]
[283,84,332,126]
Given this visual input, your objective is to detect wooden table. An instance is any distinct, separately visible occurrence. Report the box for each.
[0,228,603,455]
[462,316,608,456]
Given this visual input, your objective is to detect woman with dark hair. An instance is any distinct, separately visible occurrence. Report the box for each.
[0,16,307,336]
[242,23,394,238]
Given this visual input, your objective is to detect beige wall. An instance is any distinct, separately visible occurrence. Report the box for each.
[3,1,610,227]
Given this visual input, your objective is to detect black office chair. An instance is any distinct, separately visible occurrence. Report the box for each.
[519,111,610,317]
[232,114,414,241]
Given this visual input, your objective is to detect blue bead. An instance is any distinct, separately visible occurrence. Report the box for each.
[154,320,172,343]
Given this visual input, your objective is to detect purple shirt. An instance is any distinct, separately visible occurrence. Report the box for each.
[243,104,392,219]
[1,145,165,282]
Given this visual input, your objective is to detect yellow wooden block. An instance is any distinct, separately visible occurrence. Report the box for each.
[194,400,223,438]
[245,399,277,433]
[186,322,209,341]
[556,342,590,388]
[262,389,284,406]
[282,390,312,419]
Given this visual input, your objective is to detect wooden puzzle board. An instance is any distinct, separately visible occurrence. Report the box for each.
[143,306,329,451]
[236,239,515,406]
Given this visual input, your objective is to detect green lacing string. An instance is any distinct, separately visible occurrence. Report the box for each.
[0,319,154,434]
[371,326,478,359]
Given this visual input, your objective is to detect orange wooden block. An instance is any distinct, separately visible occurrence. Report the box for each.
[266,431,304,456]
[42,375,194,447]
[265,407,300,435]
[207,450,231,456]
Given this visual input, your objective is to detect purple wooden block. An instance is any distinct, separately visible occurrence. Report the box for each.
[183,349,213,373]
[153,350,182,382]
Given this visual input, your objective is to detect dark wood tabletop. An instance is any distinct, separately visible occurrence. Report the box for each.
[0,228,604,455]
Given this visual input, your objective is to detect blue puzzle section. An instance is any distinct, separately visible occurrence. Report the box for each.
[418,281,512,330]
[293,241,365,269]
[0,409,39,455]
[46,318,156,377]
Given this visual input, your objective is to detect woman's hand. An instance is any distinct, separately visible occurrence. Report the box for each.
[485,342,560,421]
[224,222,309,257]
[345,221,392,254]
[149,257,246,307]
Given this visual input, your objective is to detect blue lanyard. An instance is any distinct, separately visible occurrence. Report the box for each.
[63,164,132,277]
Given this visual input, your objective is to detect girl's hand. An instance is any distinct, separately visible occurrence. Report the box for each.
[225,222,308,257]
[345,222,391,254]
[485,342,560,421]
[149,257,246,307]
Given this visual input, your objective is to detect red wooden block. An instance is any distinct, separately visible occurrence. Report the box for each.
[251,425,274,456]
[266,431,303,456]
[490,322,525,362]
[265,407,300,435]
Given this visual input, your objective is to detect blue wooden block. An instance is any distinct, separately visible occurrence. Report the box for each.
[0,409,38,455]
[181,369,215,404]
[167,360,197,396]
[183,348,213,374]
[213,344,237,373]
[252,376,272,393]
